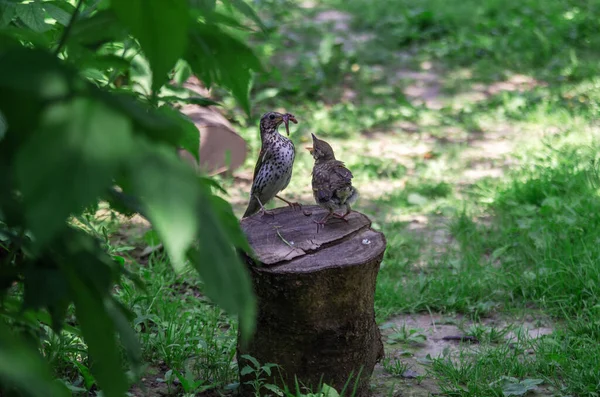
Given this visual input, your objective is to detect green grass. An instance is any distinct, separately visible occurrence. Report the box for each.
[120,260,237,381]
[411,139,600,395]
[333,0,600,82]
[37,0,600,395]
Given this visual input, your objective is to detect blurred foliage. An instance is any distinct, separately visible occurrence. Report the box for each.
[337,0,600,81]
[0,0,265,395]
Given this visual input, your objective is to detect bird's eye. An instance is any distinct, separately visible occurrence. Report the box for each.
[269,114,275,120]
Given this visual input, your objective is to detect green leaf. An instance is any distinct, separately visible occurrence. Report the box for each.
[185,22,262,115]
[143,229,161,246]
[33,310,81,336]
[0,3,16,28]
[75,54,131,75]
[208,193,251,253]
[199,175,227,194]
[0,25,53,49]
[263,384,282,394]
[106,187,142,217]
[157,105,200,161]
[22,264,70,331]
[189,0,216,11]
[93,90,189,149]
[68,282,128,397]
[240,365,254,376]
[128,51,152,95]
[58,232,129,397]
[42,2,74,26]
[111,0,190,91]
[189,8,253,31]
[68,10,127,47]
[128,143,200,270]
[173,59,192,85]
[15,98,134,247]
[188,187,256,340]
[16,2,49,33]
[0,322,70,397]
[224,0,266,31]
[321,384,340,397]
[105,298,143,377]
[0,47,72,97]
[73,361,95,390]
[0,49,73,152]
[159,95,220,107]
[159,82,220,106]
[498,377,544,396]
[241,354,260,370]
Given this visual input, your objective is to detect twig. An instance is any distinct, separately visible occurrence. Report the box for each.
[54,0,84,56]
[273,226,294,249]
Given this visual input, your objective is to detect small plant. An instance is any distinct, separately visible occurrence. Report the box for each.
[490,376,544,396]
[239,355,347,397]
[381,357,411,377]
[160,368,215,395]
[173,368,215,395]
[387,324,428,345]
[462,324,513,344]
[295,383,341,397]
[240,354,282,397]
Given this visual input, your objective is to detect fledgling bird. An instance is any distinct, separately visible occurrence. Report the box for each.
[307,133,359,229]
[243,111,300,218]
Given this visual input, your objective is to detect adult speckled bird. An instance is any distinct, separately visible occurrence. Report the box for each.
[243,111,300,218]
[307,133,359,230]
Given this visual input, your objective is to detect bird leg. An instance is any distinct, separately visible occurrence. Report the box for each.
[332,207,352,222]
[275,195,302,211]
[313,210,333,232]
[255,196,275,218]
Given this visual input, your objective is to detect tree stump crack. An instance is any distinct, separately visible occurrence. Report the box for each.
[241,205,376,267]
[273,221,372,267]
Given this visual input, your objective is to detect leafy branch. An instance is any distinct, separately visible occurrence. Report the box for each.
[0,1,266,396]
[54,0,84,55]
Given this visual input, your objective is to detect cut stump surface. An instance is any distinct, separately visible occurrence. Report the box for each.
[237,205,386,397]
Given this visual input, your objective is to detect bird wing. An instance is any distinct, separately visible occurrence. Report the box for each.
[313,161,353,203]
[246,145,273,216]
[331,163,355,203]
[333,162,353,184]
[251,146,272,182]
[329,161,353,190]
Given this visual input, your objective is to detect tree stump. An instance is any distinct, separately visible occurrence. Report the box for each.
[237,205,386,397]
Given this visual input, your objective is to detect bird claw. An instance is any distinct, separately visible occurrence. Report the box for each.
[288,202,302,211]
[259,208,275,218]
[313,219,326,233]
[332,212,350,222]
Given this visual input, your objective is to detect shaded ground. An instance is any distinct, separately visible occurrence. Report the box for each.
[372,313,554,396]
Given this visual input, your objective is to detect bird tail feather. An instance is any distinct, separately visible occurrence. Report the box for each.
[243,197,260,218]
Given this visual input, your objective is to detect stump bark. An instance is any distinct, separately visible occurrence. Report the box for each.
[237,205,386,397]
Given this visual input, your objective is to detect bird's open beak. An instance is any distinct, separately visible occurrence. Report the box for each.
[282,113,298,136]
[307,133,318,153]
